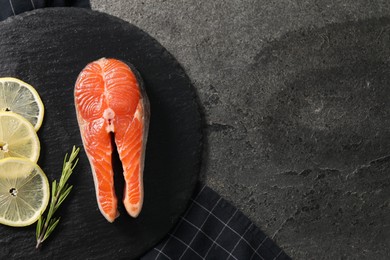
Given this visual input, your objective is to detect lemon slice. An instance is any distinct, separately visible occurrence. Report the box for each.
[0,77,44,131]
[0,112,40,162]
[0,158,49,227]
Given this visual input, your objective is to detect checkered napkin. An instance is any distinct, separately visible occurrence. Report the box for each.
[142,184,291,260]
[0,0,90,21]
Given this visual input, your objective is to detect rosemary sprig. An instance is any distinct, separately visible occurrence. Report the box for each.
[36,146,80,249]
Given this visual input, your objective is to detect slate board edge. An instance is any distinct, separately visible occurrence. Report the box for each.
[0,7,204,259]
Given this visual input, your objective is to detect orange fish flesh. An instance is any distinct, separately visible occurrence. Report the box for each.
[74,58,150,222]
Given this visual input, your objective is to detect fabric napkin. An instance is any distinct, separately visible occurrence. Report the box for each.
[0,1,291,259]
[141,183,291,260]
[0,0,90,21]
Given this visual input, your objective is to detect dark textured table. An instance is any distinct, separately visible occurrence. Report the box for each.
[90,1,390,258]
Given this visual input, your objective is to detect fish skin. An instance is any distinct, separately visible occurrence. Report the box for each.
[74,58,150,222]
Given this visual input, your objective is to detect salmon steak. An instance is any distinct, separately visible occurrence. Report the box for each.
[74,58,150,222]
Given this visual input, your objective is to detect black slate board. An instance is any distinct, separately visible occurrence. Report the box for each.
[0,8,202,259]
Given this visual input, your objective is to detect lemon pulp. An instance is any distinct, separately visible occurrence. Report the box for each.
[0,77,44,131]
[0,158,49,227]
[0,112,40,162]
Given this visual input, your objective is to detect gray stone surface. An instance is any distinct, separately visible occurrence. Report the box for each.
[91,1,390,259]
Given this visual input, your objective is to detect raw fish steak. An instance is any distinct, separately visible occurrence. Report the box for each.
[74,58,150,222]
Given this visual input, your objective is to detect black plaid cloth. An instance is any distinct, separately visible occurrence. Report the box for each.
[0,0,90,21]
[141,184,291,260]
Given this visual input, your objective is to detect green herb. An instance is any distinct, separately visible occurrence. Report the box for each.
[36,146,80,249]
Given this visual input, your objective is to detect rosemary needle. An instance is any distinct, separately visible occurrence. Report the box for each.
[36,146,80,249]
